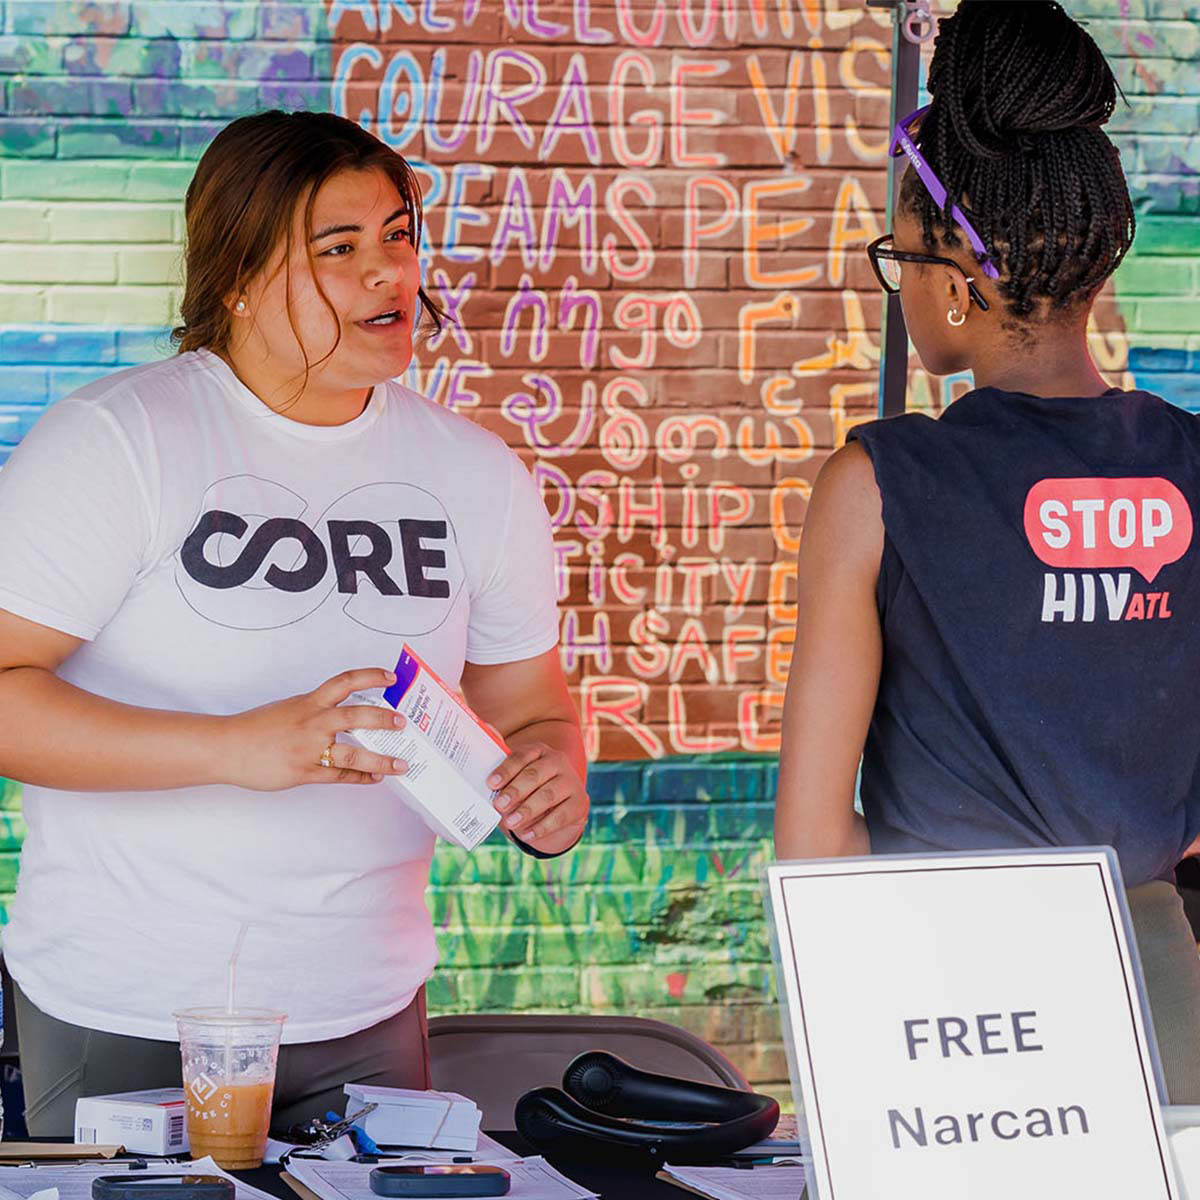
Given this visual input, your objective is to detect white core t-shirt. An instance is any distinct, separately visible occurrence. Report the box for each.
[0,349,559,1043]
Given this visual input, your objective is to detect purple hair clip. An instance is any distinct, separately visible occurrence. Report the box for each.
[891,105,1001,280]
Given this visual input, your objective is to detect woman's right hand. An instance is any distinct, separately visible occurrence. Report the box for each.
[218,668,409,791]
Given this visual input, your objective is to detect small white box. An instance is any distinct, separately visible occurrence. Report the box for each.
[75,1088,189,1155]
[343,645,506,850]
[344,1084,481,1152]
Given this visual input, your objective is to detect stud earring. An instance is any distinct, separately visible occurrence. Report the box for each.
[947,308,966,327]
[235,300,246,313]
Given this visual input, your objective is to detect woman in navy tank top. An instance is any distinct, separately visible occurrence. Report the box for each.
[775,0,1200,1101]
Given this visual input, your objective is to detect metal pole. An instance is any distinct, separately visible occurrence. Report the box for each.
[868,1,924,418]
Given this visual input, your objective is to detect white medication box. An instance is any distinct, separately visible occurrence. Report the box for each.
[344,1084,482,1152]
[343,645,506,850]
[75,1088,188,1154]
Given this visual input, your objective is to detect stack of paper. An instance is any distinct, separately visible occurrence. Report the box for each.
[0,1155,276,1200]
[343,1084,481,1151]
[658,1162,808,1200]
[286,1154,597,1200]
[0,1147,121,1162]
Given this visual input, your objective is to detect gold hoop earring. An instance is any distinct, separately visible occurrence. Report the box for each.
[947,308,966,327]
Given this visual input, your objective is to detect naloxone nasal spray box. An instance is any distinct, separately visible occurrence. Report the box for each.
[343,645,506,850]
[75,1088,189,1154]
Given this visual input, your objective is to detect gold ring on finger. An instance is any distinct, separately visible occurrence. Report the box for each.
[319,743,335,768]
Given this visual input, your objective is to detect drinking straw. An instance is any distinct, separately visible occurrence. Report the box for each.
[227,921,249,1014]
[225,922,250,1081]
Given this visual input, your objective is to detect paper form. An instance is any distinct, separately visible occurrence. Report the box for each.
[0,1156,276,1200]
[287,1155,597,1200]
[282,1133,518,1168]
[658,1162,808,1200]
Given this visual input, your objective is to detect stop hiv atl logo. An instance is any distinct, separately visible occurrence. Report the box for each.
[1023,478,1193,624]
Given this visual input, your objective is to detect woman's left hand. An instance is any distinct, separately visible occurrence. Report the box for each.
[488,743,589,856]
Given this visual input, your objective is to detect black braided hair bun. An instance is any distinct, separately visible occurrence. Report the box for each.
[905,0,1135,318]
[930,0,1117,157]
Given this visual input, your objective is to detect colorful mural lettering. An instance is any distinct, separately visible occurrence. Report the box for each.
[0,0,1196,1101]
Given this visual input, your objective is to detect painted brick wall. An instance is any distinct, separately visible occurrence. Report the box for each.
[0,0,1197,1107]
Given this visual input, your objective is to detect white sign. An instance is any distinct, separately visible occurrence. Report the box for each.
[766,849,1178,1200]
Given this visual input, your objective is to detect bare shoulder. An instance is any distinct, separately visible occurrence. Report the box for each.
[802,441,883,574]
[815,440,880,513]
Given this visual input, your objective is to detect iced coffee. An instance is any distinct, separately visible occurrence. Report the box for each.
[175,1008,286,1169]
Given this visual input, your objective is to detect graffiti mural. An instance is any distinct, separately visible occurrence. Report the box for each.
[327,0,908,763]
[0,0,1196,1100]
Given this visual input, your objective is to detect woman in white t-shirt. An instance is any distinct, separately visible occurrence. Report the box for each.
[0,110,588,1135]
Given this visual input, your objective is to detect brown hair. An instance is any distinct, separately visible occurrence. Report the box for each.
[171,109,442,378]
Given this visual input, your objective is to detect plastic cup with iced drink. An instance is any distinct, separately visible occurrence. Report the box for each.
[175,1007,286,1169]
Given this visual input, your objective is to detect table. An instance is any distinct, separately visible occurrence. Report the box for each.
[236,1132,696,1200]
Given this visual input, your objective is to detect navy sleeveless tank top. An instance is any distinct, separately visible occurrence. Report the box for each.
[849,387,1200,886]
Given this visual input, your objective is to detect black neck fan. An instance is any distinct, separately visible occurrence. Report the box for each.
[514,1050,781,1169]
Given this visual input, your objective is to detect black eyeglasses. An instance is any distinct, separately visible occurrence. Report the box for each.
[867,234,991,312]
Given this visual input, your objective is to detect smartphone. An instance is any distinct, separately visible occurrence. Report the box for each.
[368,1164,511,1198]
[92,1176,236,1200]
